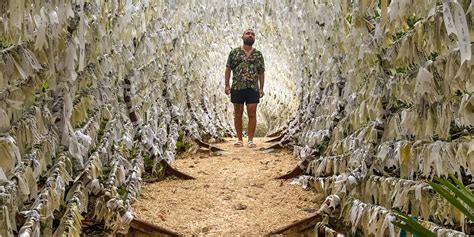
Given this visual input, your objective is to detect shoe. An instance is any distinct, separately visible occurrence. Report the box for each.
[247,141,256,148]
[234,140,243,147]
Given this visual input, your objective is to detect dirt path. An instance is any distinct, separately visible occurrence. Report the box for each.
[133,137,322,235]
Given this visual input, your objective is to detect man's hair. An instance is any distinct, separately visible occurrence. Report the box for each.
[242,28,254,36]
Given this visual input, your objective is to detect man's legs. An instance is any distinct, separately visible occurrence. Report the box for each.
[234,103,244,142]
[247,103,257,142]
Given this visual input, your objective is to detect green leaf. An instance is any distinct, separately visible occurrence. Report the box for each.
[392,221,428,237]
[436,177,474,208]
[429,182,474,221]
[392,211,436,237]
[345,14,352,24]
[117,185,128,198]
[392,221,416,234]
[448,174,474,206]
[42,80,49,91]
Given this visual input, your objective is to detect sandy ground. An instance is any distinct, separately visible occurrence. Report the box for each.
[133,137,323,236]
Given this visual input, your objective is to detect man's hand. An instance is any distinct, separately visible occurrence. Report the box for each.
[225,86,231,95]
[259,89,265,98]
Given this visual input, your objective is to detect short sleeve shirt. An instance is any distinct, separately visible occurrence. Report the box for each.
[226,47,265,91]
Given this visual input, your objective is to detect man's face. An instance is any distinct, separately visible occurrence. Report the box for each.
[242,30,255,46]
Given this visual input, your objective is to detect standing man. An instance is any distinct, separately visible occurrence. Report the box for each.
[225,29,265,148]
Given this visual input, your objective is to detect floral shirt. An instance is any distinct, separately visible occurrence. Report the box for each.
[226,47,265,91]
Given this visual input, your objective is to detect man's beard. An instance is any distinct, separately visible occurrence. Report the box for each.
[243,38,254,46]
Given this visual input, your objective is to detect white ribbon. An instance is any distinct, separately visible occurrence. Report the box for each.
[442,0,471,64]
[78,0,86,72]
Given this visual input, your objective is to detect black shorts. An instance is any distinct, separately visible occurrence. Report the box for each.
[231,88,260,104]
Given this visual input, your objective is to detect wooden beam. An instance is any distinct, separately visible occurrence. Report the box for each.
[265,133,285,143]
[264,139,290,150]
[161,160,195,180]
[128,218,182,237]
[264,213,323,236]
[266,129,285,138]
[275,160,309,179]
[194,139,224,152]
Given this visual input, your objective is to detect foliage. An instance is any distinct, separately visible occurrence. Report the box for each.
[117,185,128,198]
[345,14,352,24]
[429,175,474,221]
[176,140,192,154]
[392,211,437,237]
[407,15,421,29]
[175,132,192,154]
[143,154,154,171]
[97,118,109,139]
[42,80,49,92]
[393,31,408,42]
[393,175,474,236]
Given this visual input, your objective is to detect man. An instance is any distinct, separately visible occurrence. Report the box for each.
[225,29,265,148]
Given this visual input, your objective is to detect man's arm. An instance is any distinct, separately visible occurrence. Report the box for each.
[225,67,231,95]
[259,72,265,97]
[258,52,265,98]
